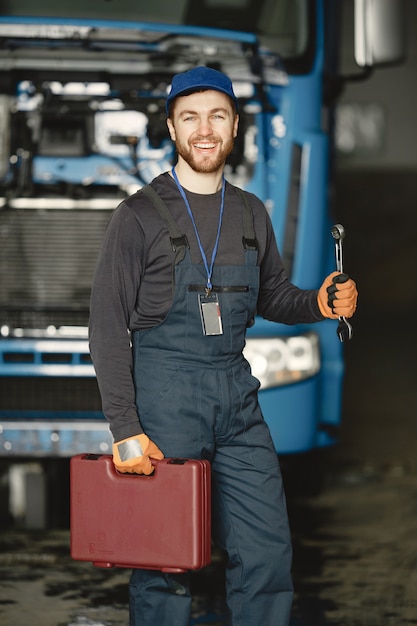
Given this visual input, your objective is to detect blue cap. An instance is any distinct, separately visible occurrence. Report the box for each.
[166,66,238,114]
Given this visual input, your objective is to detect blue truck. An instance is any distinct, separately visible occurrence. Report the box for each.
[0,1,404,515]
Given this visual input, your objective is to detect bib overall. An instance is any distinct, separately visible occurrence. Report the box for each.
[129,187,293,626]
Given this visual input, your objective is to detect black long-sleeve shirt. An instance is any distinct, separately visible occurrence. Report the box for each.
[89,172,324,441]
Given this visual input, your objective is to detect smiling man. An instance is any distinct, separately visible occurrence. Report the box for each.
[89,66,357,626]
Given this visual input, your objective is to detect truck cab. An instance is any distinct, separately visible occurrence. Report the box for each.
[0,1,405,470]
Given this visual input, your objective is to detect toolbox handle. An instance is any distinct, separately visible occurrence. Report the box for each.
[80,454,191,477]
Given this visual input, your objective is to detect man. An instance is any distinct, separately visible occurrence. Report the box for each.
[89,66,357,626]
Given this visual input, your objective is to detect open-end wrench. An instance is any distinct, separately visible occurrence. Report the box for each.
[331,224,353,343]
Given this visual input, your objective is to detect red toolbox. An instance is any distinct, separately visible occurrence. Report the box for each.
[70,454,211,573]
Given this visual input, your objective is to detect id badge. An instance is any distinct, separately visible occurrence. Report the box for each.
[198,293,223,336]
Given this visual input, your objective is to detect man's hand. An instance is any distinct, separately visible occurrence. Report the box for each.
[112,433,164,475]
[318,271,358,319]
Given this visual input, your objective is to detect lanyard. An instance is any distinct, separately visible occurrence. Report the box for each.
[172,167,225,295]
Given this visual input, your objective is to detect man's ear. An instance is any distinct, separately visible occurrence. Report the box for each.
[233,114,239,138]
[167,118,176,141]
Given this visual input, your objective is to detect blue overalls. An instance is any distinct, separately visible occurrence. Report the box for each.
[129,184,293,626]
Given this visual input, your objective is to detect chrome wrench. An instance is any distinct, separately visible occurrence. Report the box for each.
[331,224,353,343]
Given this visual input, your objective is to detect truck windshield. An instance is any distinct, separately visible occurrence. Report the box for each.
[1,0,310,63]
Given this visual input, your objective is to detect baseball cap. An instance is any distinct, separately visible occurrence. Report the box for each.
[166,66,238,114]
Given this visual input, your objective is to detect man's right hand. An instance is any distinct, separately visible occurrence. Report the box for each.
[112,433,164,475]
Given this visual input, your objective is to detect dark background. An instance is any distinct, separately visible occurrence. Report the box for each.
[326,0,417,474]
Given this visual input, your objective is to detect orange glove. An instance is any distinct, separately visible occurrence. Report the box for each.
[112,433,164,475]
[318,272,358,319]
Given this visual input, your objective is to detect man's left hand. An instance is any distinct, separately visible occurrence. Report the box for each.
[318,271,358,319]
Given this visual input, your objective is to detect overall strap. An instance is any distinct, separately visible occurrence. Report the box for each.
[141,184,189,263]
[232,187,259,251]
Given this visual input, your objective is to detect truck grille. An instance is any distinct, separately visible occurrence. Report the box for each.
[0,205,112,329]
[0,377,102,413]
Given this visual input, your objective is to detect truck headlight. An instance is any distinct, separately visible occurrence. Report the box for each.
[243,332,320,389]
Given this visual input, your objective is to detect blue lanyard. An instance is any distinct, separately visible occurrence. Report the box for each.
[172,167,225,294]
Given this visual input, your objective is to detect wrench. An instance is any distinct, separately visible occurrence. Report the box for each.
[331,224,353,343]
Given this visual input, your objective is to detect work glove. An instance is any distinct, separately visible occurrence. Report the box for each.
[112,433,164,475]
[318,272,358,319]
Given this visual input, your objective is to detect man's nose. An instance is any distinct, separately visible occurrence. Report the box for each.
[197,118,214,135]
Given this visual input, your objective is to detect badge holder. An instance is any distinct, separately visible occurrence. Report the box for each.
[199,292,223,336]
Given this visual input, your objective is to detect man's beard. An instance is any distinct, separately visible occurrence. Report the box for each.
[175,135,235,174]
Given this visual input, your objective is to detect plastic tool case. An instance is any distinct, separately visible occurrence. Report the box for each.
[70,454,211,573]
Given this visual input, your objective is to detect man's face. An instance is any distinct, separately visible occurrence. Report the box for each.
[167,90,239,174]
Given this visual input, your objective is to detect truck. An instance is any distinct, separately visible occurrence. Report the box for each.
[0,0,405,524]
